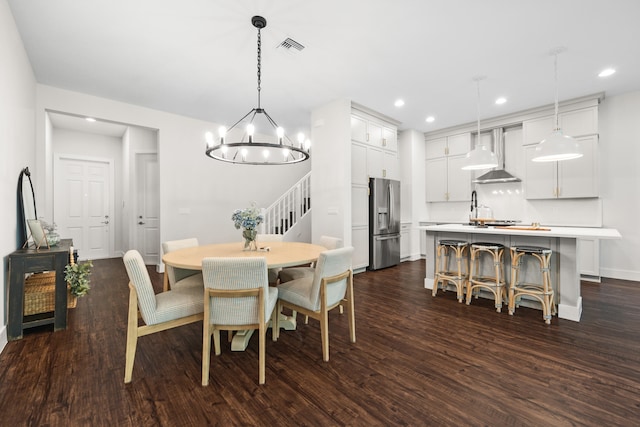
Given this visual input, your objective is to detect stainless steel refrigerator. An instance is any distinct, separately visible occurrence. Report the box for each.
[369,177,401,270]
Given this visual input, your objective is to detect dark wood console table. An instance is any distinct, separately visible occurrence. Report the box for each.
[8,239,73,340]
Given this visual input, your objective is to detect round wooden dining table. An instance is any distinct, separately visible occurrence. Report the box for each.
[162,240,327,351]
[162,241,326,271]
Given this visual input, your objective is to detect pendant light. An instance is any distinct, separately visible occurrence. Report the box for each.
[204,16,310,165]
[532,48,582,162]
[461,76,499,170]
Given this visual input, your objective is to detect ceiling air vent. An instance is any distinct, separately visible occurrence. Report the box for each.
[278,38,305,51]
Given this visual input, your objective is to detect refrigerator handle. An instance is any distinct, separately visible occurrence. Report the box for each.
[389,182,394,227]
[374,234,399,241]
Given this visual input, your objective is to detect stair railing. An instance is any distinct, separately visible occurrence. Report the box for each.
[263,172,311,235]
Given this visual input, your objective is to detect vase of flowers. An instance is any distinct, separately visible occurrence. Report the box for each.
[232,203,263,251]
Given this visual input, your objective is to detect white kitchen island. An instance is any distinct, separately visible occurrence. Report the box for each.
[422,224,621,322]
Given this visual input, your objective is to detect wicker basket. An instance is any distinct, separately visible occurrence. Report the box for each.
[23,271,77,316]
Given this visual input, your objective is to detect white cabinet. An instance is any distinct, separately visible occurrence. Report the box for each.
[351,227,369,270]
[351,115,368,143]
[351,111,399,270]
[383,126,398,151]
[351,143,368,186]
[351,114,396,150]
[579,238,600,278]
[352,142,399,182]
[351,186,369,227]
[523,107,598,145]
[524,135,598,199]
[400,223,411,260]
[425,133,471,202]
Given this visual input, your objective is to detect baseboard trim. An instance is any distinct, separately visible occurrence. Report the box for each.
[599,268,640,282]
[0,326,7,355]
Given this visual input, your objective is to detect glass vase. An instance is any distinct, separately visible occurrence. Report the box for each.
[242,229,258,251]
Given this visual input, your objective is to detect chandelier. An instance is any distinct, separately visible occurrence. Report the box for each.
[205,15,310,165]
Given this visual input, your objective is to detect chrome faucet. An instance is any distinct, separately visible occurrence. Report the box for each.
[470,190,478,219]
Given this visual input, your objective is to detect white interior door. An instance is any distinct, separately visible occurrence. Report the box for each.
[54,155,114,260]
[135,153,160,265]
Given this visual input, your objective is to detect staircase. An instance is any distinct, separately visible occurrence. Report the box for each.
[263,172,311,236]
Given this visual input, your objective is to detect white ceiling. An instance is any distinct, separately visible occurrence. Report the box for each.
[8,0,640,135]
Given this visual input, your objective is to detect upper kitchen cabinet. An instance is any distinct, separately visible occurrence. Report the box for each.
[425,133,471,202]
[522,104,599,199]
[522,107,598,145]
[351,113,399,181]
[524,135,599,199]
[382,126,398,152]
[351,114,396,151]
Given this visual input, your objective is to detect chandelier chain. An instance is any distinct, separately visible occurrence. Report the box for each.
[257,28,262,109]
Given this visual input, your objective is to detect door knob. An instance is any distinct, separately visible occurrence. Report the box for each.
[138,221,145,225]
[101,220,110,224]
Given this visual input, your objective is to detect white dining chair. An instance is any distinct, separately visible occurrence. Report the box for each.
[201,257,278,385]
[162,238,204,291]
[122,250,204,383]
[276,246,355,362]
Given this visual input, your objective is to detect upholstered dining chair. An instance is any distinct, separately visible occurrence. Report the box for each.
[278,236,345,325]
[258,233,283,286]
[275,246,355,362]
[201,257,278,385]
[278,235,343,283]
[122,250,204,383]
[162,238,204,291]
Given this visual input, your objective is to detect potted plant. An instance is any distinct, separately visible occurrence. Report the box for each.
[64,259,93,297]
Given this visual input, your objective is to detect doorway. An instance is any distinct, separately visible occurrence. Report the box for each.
[54,154,114,259]
[134,153,160,265]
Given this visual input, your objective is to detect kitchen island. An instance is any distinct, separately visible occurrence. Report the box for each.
[421,224,621,322]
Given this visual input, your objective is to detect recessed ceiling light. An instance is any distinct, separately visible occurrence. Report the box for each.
[425,116,435,123]
[394,99,405,107]
[85,117,96,122]
[598,68,616,77]
[495,97,507,105]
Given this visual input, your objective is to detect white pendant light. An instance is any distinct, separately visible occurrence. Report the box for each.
[532,48,583,162]
[462,76,499,170]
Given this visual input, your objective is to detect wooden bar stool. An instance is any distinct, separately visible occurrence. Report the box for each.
[432,240,469,303]
[509,246,556,324]
[466,242,506,312]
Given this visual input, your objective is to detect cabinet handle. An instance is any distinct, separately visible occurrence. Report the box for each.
[382,138,386,147]
[445,147,449,155]
[383,169,387,178]
[366,132,369,142]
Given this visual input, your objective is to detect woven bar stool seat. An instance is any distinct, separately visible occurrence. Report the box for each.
[432,239,469,303]
[509,246,556,324]
[466,242,506,312]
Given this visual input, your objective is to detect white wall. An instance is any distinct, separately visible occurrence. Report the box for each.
[35,85,310,254]
[310,98,352,245]
[599,91,640,280]
[0,0,37,351]
[399,129,426,259]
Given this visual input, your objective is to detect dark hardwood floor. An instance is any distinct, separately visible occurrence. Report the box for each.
[1,258,639,426]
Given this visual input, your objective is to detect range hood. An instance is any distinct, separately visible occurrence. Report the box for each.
[473,128,521,184]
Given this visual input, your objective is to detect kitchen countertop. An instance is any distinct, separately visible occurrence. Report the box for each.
[421,223,621,240]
